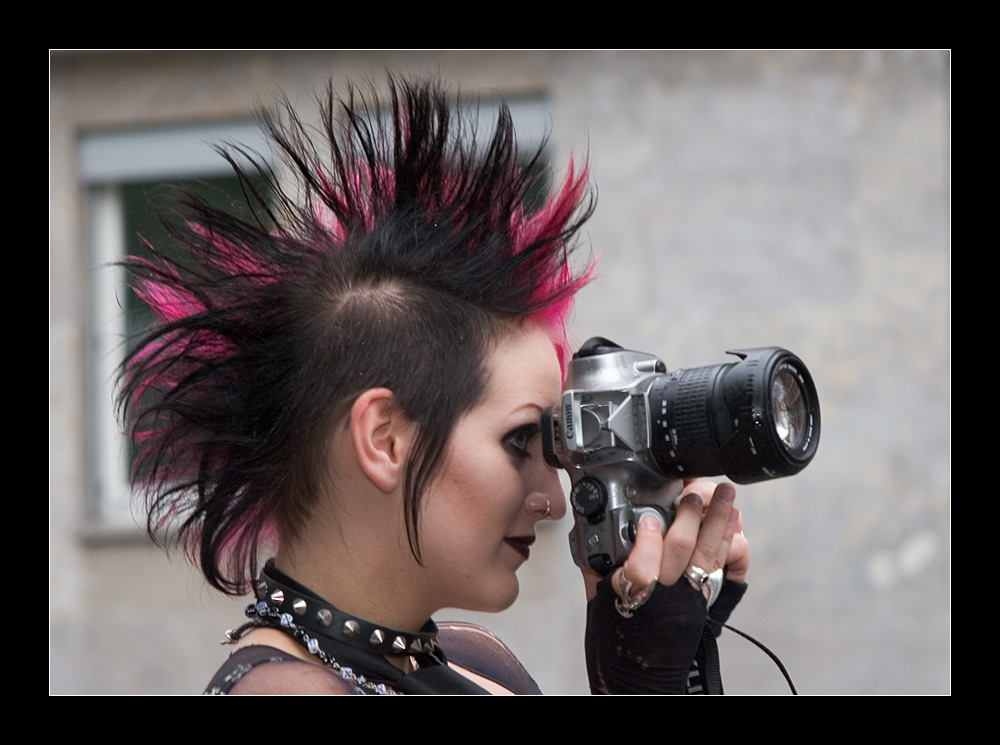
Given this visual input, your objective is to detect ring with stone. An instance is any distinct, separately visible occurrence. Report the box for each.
[683,565,724,607]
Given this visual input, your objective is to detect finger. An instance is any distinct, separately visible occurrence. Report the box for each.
[726,532,751,584]
[713,506,740,570]
[678,479,719,511]
[659,492,704,584]
[622,514,667,588]
[688,482,736,572]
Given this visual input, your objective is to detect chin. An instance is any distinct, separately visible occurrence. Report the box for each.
[462,575,521,614]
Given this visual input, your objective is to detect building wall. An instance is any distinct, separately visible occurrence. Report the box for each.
[50,50,950,694]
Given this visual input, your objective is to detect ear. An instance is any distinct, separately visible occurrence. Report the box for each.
[349,388,412,494]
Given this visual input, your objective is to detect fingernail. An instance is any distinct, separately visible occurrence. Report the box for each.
[641,515,661,531]
[718,485,736,504]
[680,493,703,509]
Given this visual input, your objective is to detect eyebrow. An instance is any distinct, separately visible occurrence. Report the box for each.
[506,402,546,419]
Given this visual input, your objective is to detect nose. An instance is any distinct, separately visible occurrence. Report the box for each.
[526,462,567,522]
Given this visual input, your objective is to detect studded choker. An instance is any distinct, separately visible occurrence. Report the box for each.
[249,560,439,658]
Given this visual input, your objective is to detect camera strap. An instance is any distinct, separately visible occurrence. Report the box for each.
[689,625,724,694]
[695,581,797,694]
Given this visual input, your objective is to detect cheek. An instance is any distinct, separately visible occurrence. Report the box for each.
[452,463,523,511]
[441,432,513,490]
[434,459,528,532]
[433,419,529,522]
[435,450,483,502]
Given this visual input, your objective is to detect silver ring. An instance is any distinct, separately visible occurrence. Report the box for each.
[618,569,631,597]
[684,565,724,607]
[614,571,659,619]
[542,499,551,519]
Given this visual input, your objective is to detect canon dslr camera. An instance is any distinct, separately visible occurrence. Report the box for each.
[541,337,820,576]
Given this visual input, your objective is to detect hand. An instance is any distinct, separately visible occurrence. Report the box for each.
[582,480,750,602]
[582,480,750,695]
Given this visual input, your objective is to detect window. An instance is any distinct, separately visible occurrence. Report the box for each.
[82,121,269,527]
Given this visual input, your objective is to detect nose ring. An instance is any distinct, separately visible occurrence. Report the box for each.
[527,494,553,518]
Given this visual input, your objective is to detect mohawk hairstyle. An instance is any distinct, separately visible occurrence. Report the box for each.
[118,77,594,595]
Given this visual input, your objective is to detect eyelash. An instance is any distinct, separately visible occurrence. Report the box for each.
[504,425,539,459]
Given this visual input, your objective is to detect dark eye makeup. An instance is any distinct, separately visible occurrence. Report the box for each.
[503,422,540,458]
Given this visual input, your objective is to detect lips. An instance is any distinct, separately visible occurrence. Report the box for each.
[504,535,535,561]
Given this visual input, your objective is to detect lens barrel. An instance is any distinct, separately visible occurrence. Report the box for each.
[648,348,819,484]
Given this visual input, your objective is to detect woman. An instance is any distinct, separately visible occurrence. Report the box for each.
[118,77,749,694]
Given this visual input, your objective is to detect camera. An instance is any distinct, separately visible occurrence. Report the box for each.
[541,337,820,576]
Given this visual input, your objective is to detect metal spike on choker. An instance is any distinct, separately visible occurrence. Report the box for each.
[251,561,439,658]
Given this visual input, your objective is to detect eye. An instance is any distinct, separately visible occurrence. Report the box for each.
[504,424,539,459]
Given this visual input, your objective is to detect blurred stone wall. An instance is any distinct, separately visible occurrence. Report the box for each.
[50,50,949,694]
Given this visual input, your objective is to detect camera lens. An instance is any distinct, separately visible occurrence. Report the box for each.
[647,347,819,484]
[772,368,806,450]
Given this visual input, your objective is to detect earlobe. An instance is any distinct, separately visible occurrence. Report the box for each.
[350,388,410,493]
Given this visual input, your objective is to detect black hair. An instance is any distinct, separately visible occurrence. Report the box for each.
[117,77,594,595]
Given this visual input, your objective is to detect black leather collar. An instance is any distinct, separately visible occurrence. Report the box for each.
[255,560,439,658]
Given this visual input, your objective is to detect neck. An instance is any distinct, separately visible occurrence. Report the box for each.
[275,520,434,634]
[276,433,441,633]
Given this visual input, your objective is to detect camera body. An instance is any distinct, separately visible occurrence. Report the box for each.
[541,337,820,576]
